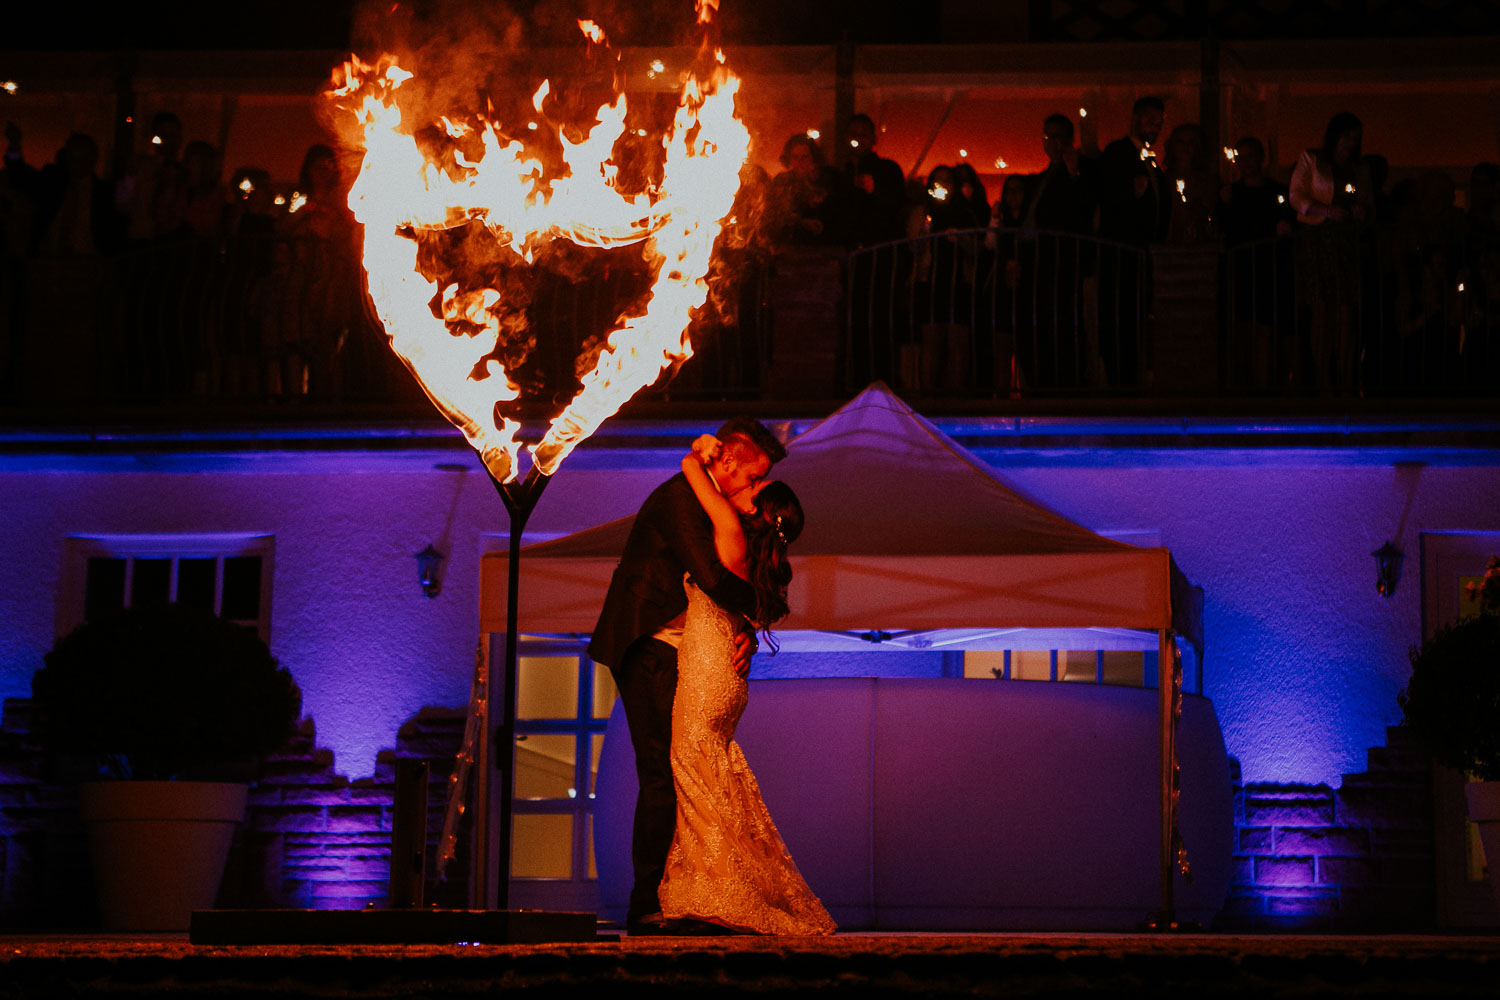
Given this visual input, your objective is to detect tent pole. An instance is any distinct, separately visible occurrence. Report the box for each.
[1157,626,1176,928]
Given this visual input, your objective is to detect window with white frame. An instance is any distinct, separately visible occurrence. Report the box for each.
[60,534,274,640]
[509,638,617,893]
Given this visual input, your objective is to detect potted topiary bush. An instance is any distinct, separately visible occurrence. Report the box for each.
[31,602,301,930]
[1399,556,1500,909]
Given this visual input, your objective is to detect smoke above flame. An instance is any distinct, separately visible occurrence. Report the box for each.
[330,3,749,483]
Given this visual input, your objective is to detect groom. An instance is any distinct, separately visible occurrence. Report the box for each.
[590,417,787,935]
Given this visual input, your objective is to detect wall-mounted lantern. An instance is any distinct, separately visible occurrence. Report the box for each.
[415,544,444,599]
[1373,540,1403,598]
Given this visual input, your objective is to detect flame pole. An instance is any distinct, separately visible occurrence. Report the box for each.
[477,461,551,911]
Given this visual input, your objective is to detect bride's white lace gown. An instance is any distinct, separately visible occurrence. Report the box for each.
[657,579,837,935]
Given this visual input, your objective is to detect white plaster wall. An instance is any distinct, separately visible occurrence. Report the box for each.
[2,447,1497,786]
[992,460,1499,785]
[0,453,673,779]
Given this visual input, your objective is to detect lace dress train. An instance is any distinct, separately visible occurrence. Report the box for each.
[657,580,836,935]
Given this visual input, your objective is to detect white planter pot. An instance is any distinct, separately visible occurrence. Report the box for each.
[1465,780,1500,913]
[79,781,248,931]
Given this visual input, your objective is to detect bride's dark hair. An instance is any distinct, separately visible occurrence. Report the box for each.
[742,481,804,652]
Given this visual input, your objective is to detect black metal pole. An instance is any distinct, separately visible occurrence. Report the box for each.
[482,462,550,911]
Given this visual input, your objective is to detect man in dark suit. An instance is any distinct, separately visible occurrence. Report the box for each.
[589,417,787,934]
[1094,96,1168,388]
[1016,114,1098,389]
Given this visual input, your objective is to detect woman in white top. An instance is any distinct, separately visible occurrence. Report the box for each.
[1289,112,1372,227]
[1288,112,1372,392]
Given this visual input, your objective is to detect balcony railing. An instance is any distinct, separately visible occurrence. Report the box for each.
[1,225,1496,418]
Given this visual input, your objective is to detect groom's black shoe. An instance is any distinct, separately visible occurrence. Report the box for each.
[625,912,668,936]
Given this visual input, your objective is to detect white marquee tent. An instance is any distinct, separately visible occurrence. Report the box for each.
[481,382,1202,659]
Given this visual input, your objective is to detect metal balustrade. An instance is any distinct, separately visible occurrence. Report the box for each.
[2,226,1496,413]
[844,228,1150,397]
[1220,226,1500,395]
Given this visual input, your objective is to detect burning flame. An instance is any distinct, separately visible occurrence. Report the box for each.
[577,19,607,45]
[331,14,749,483]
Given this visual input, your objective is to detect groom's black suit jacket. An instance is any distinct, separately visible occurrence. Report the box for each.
[589,473,758,670]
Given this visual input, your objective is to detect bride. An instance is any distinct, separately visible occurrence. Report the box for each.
[656,436,837,936]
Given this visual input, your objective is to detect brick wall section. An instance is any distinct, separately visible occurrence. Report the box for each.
[0,699,473,928]
[1222,725,1436,930]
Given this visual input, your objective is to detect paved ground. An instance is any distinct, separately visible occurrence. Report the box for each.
[0,931,1497,998]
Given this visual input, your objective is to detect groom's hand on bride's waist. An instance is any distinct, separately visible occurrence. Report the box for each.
[732,630,756,677]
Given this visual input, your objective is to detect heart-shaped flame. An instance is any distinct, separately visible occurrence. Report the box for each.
[331,24,748,483]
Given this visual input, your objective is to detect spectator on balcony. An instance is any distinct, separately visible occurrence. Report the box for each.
[2,125,123,256]
[1469,162,1500,239]
[842,113,906,246]
[116,111,184,242]
[1289,111,1372,392]
[1161,123,1216,245]
[221,167,277,397]
[1219,136,1293,391]
[842,115,907,390]
[950,163,990,231]
[1218,137,1290,247]
[1096,96,1168,246]
[1094,95,1167,387]
[1011,114,1099,391]
[992,173,1027,231]
[984,173,1029,394]
[273,143,363,396]
[1,125,124,401]
[767,133,846,250]
[1020,114,1096,235]
[1464,162,1500,387]
[910,165,979,392]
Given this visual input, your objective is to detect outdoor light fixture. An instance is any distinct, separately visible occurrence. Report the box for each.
[1373,540,1403,598]
[415,544,444,599]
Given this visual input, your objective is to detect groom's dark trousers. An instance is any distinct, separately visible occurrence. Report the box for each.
[589,473,756,924]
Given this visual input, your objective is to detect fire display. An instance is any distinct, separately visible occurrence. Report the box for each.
[328,0,750,483]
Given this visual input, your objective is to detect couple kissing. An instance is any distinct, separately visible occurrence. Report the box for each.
[589,417,836,937]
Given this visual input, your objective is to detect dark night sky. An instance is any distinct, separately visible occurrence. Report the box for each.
[5,0,941,52]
